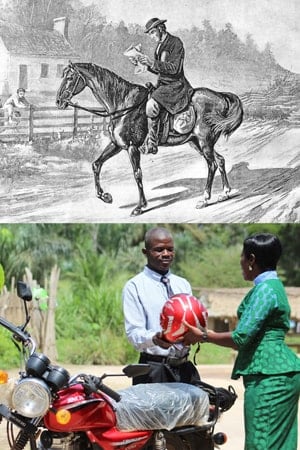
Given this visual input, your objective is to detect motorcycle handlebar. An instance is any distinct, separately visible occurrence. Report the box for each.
[0,317,31,343]
[83,375,122,402]
[98,381,122,402]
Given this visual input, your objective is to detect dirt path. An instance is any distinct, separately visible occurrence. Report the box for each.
[0,121,299,222]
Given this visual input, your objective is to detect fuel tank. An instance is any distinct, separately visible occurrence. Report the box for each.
[44,383,116,431]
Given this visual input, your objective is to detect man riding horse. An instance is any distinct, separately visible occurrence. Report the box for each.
[136,18,193,155]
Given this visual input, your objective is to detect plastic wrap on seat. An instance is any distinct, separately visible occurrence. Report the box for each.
[115,382,209,431]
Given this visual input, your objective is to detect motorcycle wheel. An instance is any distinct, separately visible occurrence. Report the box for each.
[164,434,191,449]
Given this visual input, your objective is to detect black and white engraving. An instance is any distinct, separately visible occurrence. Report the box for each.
[0,0,299,222]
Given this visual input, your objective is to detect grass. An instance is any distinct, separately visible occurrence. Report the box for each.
[190,343,234,365]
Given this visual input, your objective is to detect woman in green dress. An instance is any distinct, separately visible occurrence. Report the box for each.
[183,232,300,450]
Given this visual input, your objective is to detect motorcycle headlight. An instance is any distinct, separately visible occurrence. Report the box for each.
[12,378,51,418]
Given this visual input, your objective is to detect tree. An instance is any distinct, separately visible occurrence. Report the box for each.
[68,4,107,61]
[2,0,74,28]
[262,42,276,66]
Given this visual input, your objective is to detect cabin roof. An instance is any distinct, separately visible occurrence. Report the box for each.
[193,287,300,319]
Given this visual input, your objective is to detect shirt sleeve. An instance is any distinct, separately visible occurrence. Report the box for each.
[232,283,279,348]
[17,97,30,108]
[3,96,14,107]
[122,280,157,351]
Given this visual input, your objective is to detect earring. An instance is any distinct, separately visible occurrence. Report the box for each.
[248,265,253,271]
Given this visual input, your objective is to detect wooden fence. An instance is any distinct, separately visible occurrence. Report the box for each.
[0,104,108,143]
[0,267,60,361]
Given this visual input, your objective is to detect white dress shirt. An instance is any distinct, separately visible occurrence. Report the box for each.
[122,265,192,356]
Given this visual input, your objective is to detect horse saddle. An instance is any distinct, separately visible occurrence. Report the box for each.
[158,104,196,144]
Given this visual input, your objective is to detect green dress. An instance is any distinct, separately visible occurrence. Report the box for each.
[231,275,300,450]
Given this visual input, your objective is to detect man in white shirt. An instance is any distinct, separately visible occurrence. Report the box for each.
[122,226,200,384]
[3,88,30,124]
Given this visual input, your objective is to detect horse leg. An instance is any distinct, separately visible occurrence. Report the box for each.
[214,150,232,201]
[189,137,218,208]
[128,144,147,216]
[92,141,121,203]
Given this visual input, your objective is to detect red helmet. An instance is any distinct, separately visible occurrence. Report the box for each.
[160,293,208,343]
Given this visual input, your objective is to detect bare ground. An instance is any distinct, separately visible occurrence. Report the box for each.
[0,120,299,223]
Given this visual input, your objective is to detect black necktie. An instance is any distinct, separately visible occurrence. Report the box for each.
[161,276,174,297]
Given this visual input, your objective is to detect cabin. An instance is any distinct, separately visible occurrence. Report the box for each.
[0,17,80,100]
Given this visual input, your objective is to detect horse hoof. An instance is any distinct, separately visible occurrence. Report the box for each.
[196,200,208,209]
[131,207,143,216]
[97,192,113,203]
[217,193,229,202]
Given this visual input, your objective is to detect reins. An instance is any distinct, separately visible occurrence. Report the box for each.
[61,63,153,121]
[67,91,149,121]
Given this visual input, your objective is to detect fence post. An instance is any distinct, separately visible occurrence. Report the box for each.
[28,104,34,141]
[73,104,78,138]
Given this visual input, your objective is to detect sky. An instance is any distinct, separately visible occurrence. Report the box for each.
[81,0,300,73]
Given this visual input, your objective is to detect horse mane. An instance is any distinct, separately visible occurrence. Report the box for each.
[75,62,146,108]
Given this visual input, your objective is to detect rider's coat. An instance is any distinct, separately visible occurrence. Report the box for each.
[148,33,193,115]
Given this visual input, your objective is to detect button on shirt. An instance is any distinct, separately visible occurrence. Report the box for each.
[122,265,192,356]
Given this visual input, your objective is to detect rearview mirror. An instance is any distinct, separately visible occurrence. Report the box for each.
[17,281,32,302]
[123,364,151,378]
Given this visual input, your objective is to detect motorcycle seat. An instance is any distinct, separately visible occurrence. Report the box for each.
[115,382,210,431]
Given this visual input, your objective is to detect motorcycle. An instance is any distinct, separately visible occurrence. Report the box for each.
[0,282,237,450]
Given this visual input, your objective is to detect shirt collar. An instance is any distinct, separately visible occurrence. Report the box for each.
[144,265,171,282]
[254,270,278,285]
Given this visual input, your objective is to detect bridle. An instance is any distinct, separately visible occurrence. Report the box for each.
[60,67,86,106]
[59,65,149,121]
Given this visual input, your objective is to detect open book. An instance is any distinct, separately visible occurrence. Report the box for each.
[124,44,147,74]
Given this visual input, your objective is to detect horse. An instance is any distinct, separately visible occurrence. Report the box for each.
[56,61,243,216]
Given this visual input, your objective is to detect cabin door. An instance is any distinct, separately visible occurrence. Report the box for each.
[19,65,28,89]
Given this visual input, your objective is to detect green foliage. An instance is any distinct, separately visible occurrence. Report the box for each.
[0,328,21,369]
[0,263,5,290]
[0,223,300,367]
[179,243,248,289]
[55,246,134,363]
[192,343,234,365]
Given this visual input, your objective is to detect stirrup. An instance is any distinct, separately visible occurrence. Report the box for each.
[139,139,158,155]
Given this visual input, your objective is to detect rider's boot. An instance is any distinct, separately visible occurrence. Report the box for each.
[140,117,160,155]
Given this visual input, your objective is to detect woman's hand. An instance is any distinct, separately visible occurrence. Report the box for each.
[182,321,208,345]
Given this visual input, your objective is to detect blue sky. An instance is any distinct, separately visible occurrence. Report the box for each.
[82,0,300,73]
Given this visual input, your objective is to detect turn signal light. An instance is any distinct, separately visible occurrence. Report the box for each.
[0,370,8,384]
[213,432,228,445]
[56,409,71,425]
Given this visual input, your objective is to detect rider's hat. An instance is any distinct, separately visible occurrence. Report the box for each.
[144,18,167,33]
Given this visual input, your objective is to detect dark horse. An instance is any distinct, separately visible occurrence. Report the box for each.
[56,62,243,216]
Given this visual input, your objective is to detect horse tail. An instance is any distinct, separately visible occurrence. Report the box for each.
[204,92,243,139]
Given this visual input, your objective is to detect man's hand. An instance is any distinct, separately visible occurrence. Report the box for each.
[137,54,153,67]
[152,332,172,349]
[128,57,138,66]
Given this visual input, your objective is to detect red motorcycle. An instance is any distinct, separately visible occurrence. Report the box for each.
[0,282,237,450]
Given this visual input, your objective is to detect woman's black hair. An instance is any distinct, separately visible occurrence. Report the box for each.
[243,233,282,271]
